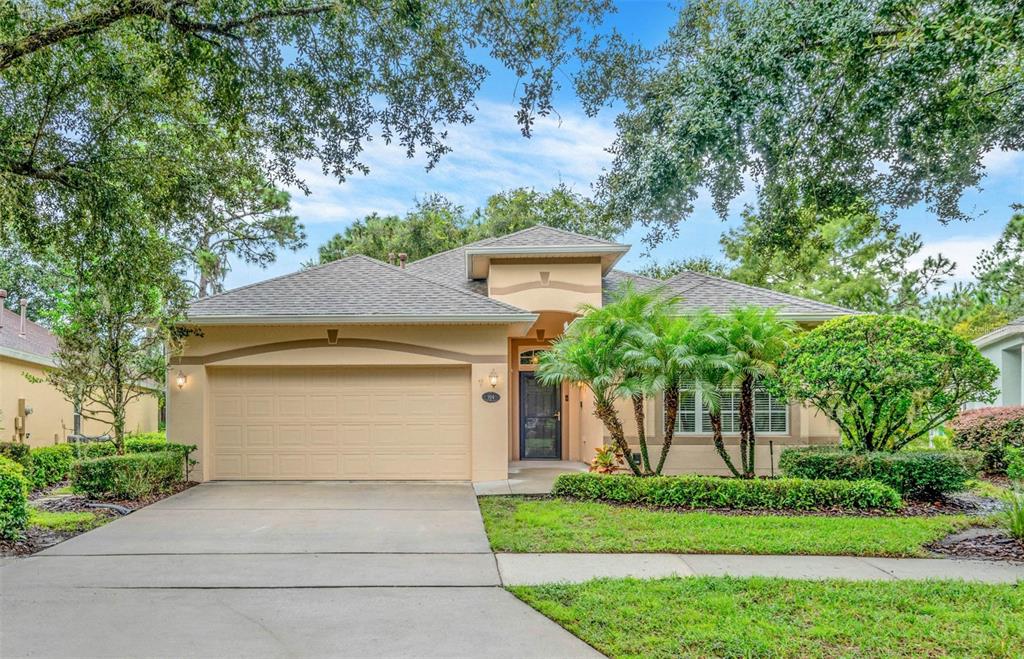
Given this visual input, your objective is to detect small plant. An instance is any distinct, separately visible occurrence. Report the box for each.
[1001,489,1024,541]
[1005,447,1024,483]
[0,455,29,540]
[590,445,625,474]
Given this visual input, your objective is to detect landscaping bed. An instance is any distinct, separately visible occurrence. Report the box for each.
[480,496,978,557]
[1,480,196,557]
[927,526,1024,563]
[510,576,1024,658]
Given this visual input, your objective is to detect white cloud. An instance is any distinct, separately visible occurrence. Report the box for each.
[909,234,1000,284]
[982,149,1024,179]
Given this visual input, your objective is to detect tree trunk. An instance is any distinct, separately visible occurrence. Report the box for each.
[739,375,755,478]
[709,410,742,478]
[631,393,651,474]
[655,381,679,475]
[595,399,642,477]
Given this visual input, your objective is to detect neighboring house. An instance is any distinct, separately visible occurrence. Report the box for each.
[0,303,160,447]
[167,226,849,482]
[969,317,1024,409]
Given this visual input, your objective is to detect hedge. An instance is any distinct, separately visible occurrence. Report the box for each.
[71,451,184,500]
[949,406,1024,473]
[551,472,902,511]
[0,442,32,471]
[778,448,982,500]
[29,444,75,489]
[0,455,30,540]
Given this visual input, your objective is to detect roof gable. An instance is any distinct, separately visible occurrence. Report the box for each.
[187,255,535,324]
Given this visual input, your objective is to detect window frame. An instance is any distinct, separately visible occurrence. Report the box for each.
[671,381,789,436]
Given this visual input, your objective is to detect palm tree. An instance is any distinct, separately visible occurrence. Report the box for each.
[537,325,644,476]
[570,282,675,474]
[722,306,796,477]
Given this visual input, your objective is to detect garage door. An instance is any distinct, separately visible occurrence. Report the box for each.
[208,366,471,480]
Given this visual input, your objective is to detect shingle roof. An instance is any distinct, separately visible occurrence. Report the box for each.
[0,307,57,360]
[477,225,624,248]
[187,255,535,323]
[405,243,489,294]
[601,270,662,304]
[661,271,855,317]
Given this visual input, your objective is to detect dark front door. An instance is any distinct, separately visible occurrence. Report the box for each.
[519,372,562,459]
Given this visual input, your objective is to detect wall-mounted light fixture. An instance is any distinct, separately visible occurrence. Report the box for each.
[176,371,188,389]
[488,370,499,388]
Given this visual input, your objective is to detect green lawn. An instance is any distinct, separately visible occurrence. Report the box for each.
[511,576,1024,658]
[479,497,976,557]
[28,508,107,533]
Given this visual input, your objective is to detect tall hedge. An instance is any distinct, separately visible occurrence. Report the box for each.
[0,455,30,540]
[949,406,1024,473]
[778,447,982,500]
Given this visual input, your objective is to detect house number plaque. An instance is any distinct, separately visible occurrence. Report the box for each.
[481,392,501,403]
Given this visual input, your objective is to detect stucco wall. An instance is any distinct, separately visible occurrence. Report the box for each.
[971,335,1024,408]
[487,261,603,314]
[167,323,513,482]
[1,356,159,447]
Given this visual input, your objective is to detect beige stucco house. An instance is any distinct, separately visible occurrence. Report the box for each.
[0,305,160,447]
[167,226,847,483]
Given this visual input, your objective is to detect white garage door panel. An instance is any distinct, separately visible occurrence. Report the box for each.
[209,366,471,480]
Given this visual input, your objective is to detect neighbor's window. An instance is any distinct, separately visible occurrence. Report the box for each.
[674,380,788,434]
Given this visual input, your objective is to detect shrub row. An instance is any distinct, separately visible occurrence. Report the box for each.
[71,451,184,500]
[551,472,902,511]
[0,455,30,540]
[778,448,982,500]
[950,406,1024,473]
[0,443,76,489]
[0,442,31,470]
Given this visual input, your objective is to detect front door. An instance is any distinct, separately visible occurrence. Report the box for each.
[519,372,562,459]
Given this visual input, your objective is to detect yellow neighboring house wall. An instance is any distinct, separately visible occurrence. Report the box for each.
[1,354,160,447]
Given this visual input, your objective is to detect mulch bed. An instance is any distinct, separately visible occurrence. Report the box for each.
[2,481,197,558]
[927,527,1024,563]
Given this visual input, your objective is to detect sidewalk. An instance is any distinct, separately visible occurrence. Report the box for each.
[495,553,1024,585]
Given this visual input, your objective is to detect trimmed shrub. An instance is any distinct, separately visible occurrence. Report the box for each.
[0,455,30,540]
[29,444,75,489]
[126,431,167,443]
[71,451,184,500]
[0,442,32,471]
[949,406,1024,473]
[71,442,116,459]
[778,447,982,500]
[551,472,902,511]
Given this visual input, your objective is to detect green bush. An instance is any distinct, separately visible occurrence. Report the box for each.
[551,472,902,511]
[126,431,167,443]
[949,406,1024,473]
[71,441,116,459]
[0,455,30,540]
[28,444,75,489]
[1006,447,1024,482]
[0,442,32,470]
[71,451,184,500]
[778,448,982,500]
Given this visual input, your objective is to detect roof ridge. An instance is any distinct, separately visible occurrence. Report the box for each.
[376,255,532,315]
[666,270,856,313]
[189,254,365,305]
[406,236,498,269]
[484,223,624,246]
[608,269,660,284]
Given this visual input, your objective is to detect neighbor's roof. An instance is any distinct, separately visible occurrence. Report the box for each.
[661,271,855,319]
[601,270,661,304]
[0,306,57,365]
[973,315,1024,348]
[186,254,537,324]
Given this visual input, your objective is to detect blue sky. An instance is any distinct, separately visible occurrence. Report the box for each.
[225,1,1023,290]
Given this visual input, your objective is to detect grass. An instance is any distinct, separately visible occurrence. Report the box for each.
[967,478,1012,499]
[50,485,74,495]
[510,576,1024,658]
[479,497,977,557]
[28,508,107,533]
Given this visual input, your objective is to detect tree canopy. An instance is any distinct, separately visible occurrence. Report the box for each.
[1,0,620,252]
[585,0,1023,250]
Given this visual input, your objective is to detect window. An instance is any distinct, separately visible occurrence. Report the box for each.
[674,381,788,434]
[519,349,545,366]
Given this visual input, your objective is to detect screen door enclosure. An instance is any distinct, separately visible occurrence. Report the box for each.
[519,372,561,459]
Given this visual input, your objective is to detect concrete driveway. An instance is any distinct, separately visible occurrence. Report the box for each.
[0,482,598,658]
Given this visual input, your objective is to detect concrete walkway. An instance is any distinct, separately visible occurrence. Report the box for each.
[474,460,588,495]
[0,482,598,658]
[495,552,1024,586]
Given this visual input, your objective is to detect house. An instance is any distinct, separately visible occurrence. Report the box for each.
[970,316,1023,408]
[0,300,160,447]
[167,226,849,482]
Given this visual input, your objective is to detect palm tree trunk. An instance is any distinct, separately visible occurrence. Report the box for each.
[631,393,651,474]
[709,410,742,478]
[655,382,679,475]
[739,375,755,477]
[595,399,643,477]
